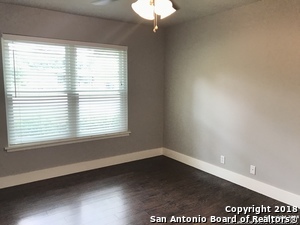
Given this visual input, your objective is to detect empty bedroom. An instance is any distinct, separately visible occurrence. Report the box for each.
[0,0,299,224]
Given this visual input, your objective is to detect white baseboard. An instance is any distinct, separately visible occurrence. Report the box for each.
[0,148,163,189]
[163,148,300,208]
[1,147,299,208]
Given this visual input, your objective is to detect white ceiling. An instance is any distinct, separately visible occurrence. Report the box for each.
[0,0,260,26]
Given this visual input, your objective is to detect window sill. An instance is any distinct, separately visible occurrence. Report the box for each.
[4,131,131,153]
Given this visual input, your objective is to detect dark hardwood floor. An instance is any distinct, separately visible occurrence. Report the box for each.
[0,156,299,225]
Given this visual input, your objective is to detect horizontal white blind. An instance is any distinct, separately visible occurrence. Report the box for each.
[2,34,128,147]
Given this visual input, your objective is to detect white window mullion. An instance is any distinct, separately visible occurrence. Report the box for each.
[5,94,13,144]
[66,46,78,138]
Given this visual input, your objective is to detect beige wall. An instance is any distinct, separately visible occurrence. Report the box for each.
[164,0,300,195]
[0,3,165,176]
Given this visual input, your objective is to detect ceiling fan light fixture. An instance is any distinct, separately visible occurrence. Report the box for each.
[131,0,177,32]
[131,0,154,20]
[154,0,176,19]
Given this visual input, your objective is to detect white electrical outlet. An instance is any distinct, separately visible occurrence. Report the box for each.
[220,155,225,164]
[250,165,256,175]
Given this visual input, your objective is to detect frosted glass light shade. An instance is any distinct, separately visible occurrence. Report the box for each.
[131,0,154,20]
[155,0,176,19]
[131,0,176,20]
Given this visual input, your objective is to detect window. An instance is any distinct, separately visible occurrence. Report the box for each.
[2,34,128,151]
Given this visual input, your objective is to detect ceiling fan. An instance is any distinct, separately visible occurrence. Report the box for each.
[92,0,118,6]
[92,0,179,32]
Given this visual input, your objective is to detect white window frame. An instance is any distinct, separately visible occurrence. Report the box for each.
[2,34,130,152]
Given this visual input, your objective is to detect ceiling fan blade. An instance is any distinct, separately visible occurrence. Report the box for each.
[92,0,118,6]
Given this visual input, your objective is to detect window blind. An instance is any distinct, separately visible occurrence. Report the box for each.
[2,34,128,148]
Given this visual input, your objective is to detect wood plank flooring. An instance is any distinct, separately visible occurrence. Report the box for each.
[0,156,299,225]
